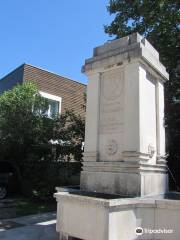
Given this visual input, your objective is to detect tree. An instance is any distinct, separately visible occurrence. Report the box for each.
[0,82,85,197]
[0,82,85,163]
[0,82,54,163]
[54,109,85,161]
[105,0,180,188]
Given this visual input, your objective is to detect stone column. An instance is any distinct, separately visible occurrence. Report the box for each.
[81,33,169,197]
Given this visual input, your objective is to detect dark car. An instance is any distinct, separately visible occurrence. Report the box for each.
[0,161,20,199]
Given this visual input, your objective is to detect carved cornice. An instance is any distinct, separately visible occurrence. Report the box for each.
[83,151,99,161]
[122,151,150,161]
[83,36,169,80]
[82,160,167,174]
[156,155,167,165]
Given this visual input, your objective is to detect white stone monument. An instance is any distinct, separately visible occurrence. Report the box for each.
[55,33,180,240]
[81,33,169,197]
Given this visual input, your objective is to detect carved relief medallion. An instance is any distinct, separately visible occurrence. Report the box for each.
[106,139,118,156]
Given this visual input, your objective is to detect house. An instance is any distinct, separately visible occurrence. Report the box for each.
[0,64,86,118]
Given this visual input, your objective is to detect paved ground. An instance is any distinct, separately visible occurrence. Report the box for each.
[0,212,58,240]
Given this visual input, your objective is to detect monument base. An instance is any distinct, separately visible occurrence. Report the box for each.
[55,190,180,240]
[80,161,168,197]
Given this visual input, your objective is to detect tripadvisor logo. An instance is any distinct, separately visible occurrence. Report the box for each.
[135,227,143,236]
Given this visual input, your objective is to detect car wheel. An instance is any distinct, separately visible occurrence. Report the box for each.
[0,185,7,199]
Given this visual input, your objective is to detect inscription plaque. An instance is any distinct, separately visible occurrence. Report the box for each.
[99,67,124,160]
[99,68,124,134]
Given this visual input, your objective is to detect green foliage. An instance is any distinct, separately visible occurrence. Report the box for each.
[0,82,53,163]
[54,110,85,143]
[21,161,81,199]
[0,82,85,197]
[0,82,85,163]
[105,0,180,188]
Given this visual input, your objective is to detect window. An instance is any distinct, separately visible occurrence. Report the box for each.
[48,99,59,116]
[39,91,61,117]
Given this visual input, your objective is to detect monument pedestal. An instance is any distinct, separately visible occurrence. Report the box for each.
[81,32,169,197]
[81,161,168,196]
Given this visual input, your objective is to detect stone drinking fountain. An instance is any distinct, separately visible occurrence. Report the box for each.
[55,33,180,240]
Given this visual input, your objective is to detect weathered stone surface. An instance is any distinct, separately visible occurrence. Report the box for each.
[55,191,180,240]
[55,33,177,240]
[81,32,169,197]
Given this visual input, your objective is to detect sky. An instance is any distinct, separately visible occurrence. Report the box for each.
[0,0,114,85]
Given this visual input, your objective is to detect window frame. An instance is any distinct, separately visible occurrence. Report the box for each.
[39,91,62,117]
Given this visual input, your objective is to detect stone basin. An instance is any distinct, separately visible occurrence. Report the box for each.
[55,189,180,240]
[70,191,133,200]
